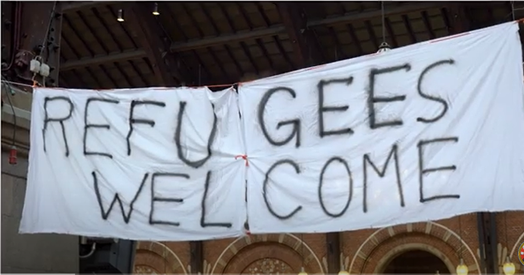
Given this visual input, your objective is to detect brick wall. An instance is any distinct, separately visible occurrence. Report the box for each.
[135,212,524,274]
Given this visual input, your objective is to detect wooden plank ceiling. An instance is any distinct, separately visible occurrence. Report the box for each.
[58,1,522,89]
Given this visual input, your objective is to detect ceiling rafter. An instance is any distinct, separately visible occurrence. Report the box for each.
[59,2,444,75]
[446,3,470,34]
[61,50,146,71]
[125,3,186,87]
[62,1,109,13]
[277,2,324,67]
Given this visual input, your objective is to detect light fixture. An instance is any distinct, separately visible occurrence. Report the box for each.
[503,256,516,275]
[117,9,124,22]
[152,3,160,16]
[338,270,349,275]
[456,258,468,275]
[298,267,308,275]
[377,42,391,53]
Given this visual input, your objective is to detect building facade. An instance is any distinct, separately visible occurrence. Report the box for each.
[134,212,524,274]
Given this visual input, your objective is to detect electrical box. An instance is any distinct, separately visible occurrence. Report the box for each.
[79,238,136,274]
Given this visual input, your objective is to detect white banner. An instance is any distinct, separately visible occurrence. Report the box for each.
[20,87,247,241]
[21,22,524,240]
[239,22,524,234]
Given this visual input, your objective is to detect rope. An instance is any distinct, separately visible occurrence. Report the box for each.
[234,154,249,166]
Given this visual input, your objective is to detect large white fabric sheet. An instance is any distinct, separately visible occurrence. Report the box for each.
[20,87,247,241]
[20,22,524,240]
[239,22,524,233]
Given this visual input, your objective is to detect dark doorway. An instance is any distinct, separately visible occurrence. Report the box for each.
[382,250,450,274]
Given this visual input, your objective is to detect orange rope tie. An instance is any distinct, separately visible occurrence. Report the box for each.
[235,154,249,166]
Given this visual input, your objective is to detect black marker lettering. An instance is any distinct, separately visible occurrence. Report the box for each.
[368,64,411,129]
[175,101,217,169]
[363,144,405,213]
[318,78,354,138]
[418,137,460,202]
[126,100,166,156]
[83,98,119,158]
[42,96,74,156]
[318,157,353,217]
[258,87,301,148]
[92,171,148,223]
[417,59,454,123]
[263,159,302,219]
[149,173,188,226]
[201,171,232,228]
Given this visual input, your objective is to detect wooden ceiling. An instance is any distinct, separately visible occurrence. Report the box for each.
[56,1,522,89]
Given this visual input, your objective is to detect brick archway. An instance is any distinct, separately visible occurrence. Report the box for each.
[134,241,187,274]
[349,222,481,274]
[369,235,457,274]
[510,232,524,271]
[211,234,324,275]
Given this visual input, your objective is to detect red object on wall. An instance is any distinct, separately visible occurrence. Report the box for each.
[9,146,17,165]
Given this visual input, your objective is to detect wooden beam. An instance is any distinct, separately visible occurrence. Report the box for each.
[276,3,324,67]
[127,3,184,86]
[168,2,441,53]
[170,26,286,52]
[60,50,147,71]
[447,3,470,34]
[307,2,442,27]
[62,2,110,13]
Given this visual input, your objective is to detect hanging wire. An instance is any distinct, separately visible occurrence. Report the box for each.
[198,64,202,86]
[511,1,516,21]
[378,1,391,53]
[2,81,18,147]
[1,79,34,89]
[381,1,386,44]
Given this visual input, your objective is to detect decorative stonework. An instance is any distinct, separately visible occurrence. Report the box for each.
[135,265,158,274]
[509,232,524,272]
[211,234,324,275]
[134,241,187,274]
[244,258,294,275]
[321,253,349,273]
[349,222,481,274]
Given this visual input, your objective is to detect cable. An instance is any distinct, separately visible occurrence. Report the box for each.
[2,81,17,146]
[79,243,96,259]
[511,1,516,21]
[381,1,386,44]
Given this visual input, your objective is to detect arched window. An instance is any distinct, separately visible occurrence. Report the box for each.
[382,250,451,274]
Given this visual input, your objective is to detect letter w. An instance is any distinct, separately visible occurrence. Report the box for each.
[91,171,149,223]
